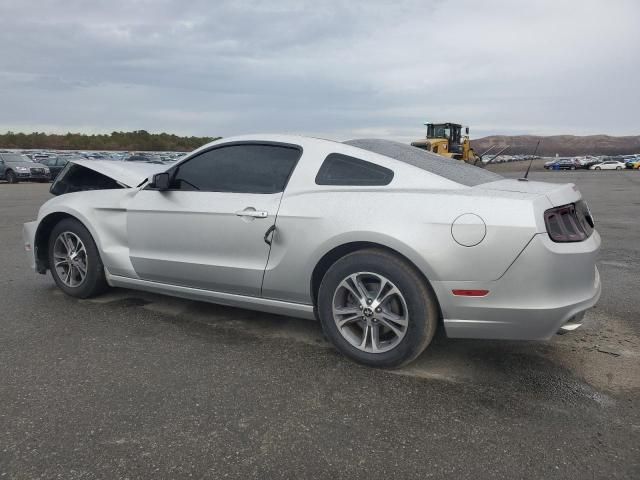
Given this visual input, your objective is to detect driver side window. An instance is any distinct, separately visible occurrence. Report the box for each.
[172,144,301,194]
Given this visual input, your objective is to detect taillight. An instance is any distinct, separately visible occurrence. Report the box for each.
[544,201,594,242]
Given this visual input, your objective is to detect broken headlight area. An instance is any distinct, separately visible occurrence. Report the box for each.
[50,163,125,196]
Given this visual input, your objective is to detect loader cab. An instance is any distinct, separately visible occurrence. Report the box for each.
[426,122,464,154]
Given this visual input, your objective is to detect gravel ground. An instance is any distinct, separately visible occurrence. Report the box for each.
[1,172,638,479]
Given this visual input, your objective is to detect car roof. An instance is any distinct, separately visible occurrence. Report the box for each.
[344,138,502,187]
[191,134,502,187]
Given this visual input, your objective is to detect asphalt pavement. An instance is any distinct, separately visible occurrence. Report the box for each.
[1,171,638,479]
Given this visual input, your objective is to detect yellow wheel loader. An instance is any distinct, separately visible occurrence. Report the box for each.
[411,122,482,164]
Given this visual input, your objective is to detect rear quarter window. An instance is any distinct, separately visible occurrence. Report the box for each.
[344,139,503,187]
[315,153,394,186]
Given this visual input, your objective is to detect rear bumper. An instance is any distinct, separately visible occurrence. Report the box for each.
[434,231,601,340]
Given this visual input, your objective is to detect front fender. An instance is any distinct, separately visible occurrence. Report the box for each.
[33,189,139,278]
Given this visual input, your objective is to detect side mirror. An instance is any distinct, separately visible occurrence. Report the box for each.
[152,172,171,191]
[465,127,469,135]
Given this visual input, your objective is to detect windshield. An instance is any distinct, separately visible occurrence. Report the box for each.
[427,124,451,139]
[344,139,503,187]
[2,153,33,163]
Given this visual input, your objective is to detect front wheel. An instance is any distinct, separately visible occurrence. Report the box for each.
[318,249,439,368]
[5,170,18,183]
[48,218,108,298]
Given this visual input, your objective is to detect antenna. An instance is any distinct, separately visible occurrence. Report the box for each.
[519,139,541,181]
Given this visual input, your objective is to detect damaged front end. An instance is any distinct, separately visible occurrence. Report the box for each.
[50,162,126,196]
[50,160,168,196]
[26,159,170,275]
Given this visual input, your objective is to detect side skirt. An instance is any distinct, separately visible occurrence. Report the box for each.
[106,273,316,320]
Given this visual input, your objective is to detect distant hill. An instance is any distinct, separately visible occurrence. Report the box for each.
[471,135,640,156]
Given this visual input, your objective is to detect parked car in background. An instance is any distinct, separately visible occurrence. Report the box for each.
[624,157,640,169]
[548,159,580,170]
[108,153,127,161]
[578,156,600,169]
[23,136,601,368]
[38,156,84,180]
[125,153,165,164]
[36,156,60,179]
[84,153,108,160]
[0,153,50,183]
[589,160,626,170]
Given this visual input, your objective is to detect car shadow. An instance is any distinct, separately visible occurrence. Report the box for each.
[69,286,619,405]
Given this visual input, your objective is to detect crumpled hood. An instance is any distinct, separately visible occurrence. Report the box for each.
[70,160,168,187]
[477,179,581,206]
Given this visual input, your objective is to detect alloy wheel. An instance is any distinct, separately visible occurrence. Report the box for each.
[332,272,409,353]
[53,231,88,287]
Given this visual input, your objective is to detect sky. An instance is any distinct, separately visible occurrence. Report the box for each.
[0,0,639,141]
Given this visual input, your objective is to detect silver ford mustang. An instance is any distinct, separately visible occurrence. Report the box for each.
[23,135,601,368]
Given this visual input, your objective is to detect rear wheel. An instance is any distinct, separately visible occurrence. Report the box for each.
[318,249,438,368]
[5,170,17,183]
[616,166,622,170]
[48,218,108,298]
[595,167,601,170]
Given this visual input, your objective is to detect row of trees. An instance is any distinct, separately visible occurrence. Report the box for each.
[0,130,220,152]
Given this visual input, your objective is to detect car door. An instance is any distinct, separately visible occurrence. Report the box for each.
[126,142,302,297]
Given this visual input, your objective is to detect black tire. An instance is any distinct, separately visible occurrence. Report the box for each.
[48,218,108,298]
[5,170,18,183]
[616,166,622,170]
[595,167,601,170]
[317,248,439,368]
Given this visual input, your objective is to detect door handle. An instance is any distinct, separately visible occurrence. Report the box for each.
[235,208,268,219]
[264,225,276,246]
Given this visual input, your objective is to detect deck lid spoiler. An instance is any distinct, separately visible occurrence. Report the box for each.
[477,179,581,206]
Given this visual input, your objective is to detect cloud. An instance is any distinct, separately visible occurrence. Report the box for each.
[0,0,638,140]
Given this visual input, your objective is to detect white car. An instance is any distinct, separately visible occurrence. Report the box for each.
[22,136,601,368]
[589,160,625,170]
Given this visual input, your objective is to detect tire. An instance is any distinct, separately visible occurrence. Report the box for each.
[5,170,18,183]
[317,248,438,368]
[595,167,601,170]
[48,218,108,299]
[616,166,622,170]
